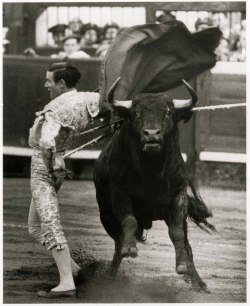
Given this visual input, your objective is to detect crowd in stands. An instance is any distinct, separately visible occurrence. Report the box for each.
[23,19,120,59]
[4,14,246,62]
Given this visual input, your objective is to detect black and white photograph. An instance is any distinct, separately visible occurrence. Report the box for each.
[2,0,247,303]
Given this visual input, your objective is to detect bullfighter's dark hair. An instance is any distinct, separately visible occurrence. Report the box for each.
[48,62,81,88]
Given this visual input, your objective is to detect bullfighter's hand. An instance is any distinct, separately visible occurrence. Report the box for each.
[52,155,72,179]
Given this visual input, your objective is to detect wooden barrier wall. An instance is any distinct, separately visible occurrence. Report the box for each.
[196,62,246,155]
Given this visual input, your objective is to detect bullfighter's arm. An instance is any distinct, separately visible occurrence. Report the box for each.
[39,111,66,173]
[39,111,60,152]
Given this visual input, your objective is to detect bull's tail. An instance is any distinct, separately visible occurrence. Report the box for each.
[187,179,216,233]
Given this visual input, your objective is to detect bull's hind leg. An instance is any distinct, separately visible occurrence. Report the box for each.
[121,215,138,258]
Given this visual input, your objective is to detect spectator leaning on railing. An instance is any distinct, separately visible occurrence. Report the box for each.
[51,35,91,60]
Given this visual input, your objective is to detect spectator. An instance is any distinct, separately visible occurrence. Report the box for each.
[215,37,230,61]
[48,24,68,47]
[80,23,100,48]
[230,30,246,62]
[194,16,230,62]
[51,35,91,60]
[212,12,230,39]
[195,17,213,31]
[96,22,119,58]
[68,18,83,35]
[156,12,176,24]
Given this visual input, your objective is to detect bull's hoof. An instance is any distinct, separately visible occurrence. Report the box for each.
[192,285,210,293]
[191,280,210,293]
[183,273,191,283]
[107,267,118,279]
[201,286,211,294]
[121,245,138,258]
[176,264,187,274]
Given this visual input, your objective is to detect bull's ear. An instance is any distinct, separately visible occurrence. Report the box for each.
[174,108,193,123]
[113,105,131,119]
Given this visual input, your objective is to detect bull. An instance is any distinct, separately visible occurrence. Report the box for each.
[94,78,215,292]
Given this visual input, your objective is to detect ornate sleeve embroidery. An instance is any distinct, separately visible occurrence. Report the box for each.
[85,92,100,117]
[39,111,61,151]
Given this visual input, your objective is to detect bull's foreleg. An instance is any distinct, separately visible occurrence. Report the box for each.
[111,188,138,258]
[108,215,138,277]
[167,218,209,292]
[166,194,209,292]
[183,220,210,292]
[121,215,138,258]
[109,239,123,278]
[166,217,188,275]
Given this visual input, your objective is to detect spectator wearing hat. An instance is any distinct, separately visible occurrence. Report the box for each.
[48,24,68,47]
[156,12,176,24]
[68,18,83,36]
[194,17,213,31]
[96,22,120,58]
[51,35,91,60]
[80,23,100,49]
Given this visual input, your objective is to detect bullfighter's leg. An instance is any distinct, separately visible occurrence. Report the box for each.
[28,184,80,278]
[29,151,76,293]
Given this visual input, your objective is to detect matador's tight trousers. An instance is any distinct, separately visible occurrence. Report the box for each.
[28,150,67,250]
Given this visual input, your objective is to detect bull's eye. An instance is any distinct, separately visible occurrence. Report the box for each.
[166,110,171,116]
[135,111,140,117]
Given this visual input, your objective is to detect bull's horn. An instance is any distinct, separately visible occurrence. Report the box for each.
[107,77,121,103]
[107,77,132,108]
[173,79,198,109]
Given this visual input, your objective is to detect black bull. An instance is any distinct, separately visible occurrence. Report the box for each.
[94,80,215,292]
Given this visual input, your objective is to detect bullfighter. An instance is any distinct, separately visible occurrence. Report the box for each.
[28,62,99,298]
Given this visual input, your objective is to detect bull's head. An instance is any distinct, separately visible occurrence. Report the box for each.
[107,78,197,154]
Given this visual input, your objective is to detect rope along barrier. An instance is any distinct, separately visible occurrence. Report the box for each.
[192,103,246,111]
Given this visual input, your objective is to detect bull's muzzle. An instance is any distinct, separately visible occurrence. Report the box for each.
[142,128,162,153]
[144,128,161,137]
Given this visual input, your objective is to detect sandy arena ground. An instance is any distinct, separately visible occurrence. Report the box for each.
[3,178,246,303]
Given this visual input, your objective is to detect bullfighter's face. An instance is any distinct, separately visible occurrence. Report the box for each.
[44,71,63,100]
[131,94,175,154]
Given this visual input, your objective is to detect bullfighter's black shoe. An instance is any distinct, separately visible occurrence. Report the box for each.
[37,289,76,298]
